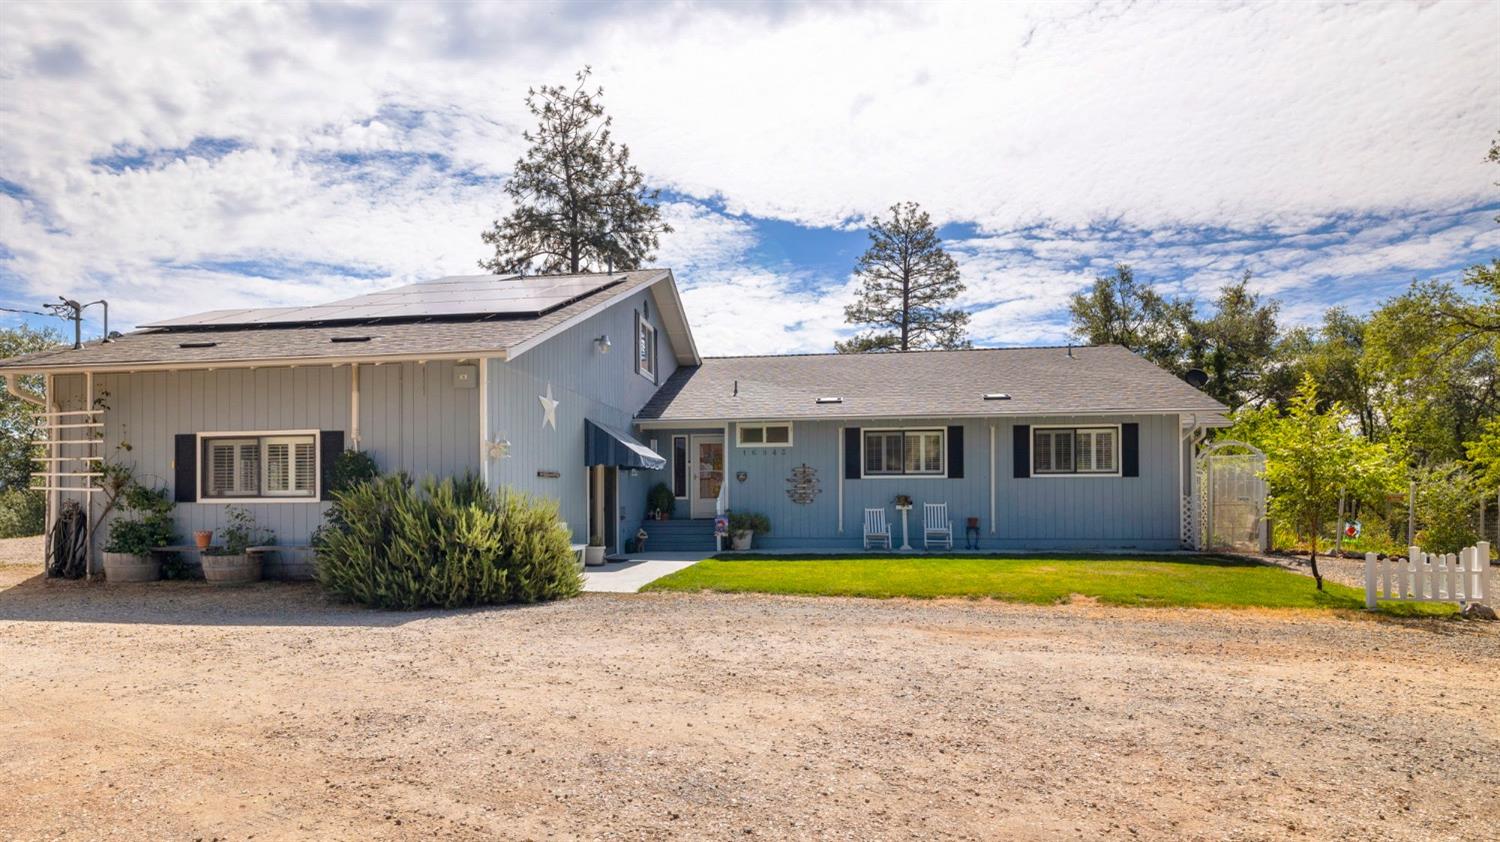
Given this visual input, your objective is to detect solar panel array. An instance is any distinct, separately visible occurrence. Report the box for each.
[142,274,625,328]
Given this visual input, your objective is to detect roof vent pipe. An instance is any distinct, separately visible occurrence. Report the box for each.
[1067,344,1073,358]
[733,379,738,397]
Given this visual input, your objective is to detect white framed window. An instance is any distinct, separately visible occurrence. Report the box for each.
[1033,426,1119,476]
[862,428,945,477]
[736,422,793,447]
[636,312,657,383]
[200,431,319,501]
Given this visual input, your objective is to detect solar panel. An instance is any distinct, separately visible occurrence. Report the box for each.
[140,273,626,328]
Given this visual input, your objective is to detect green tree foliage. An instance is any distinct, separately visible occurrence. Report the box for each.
[0,324,61,491]
[315,473,581,609]
[1185,274,1283,407]
[1362,268,1499,463]
[1248,375,1402,589]
[1412,462,1481,553]
[480,67,670,275]
[0,325,62,536]
[1068,264,1192,373]
[1464,416,1500,489]
[837,202,969,353]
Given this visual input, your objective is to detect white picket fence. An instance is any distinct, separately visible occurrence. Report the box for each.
[1364,542,1491,610]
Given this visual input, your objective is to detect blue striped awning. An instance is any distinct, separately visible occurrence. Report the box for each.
[584,420,666,470]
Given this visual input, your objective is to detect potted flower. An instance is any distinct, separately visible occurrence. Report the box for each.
[647,482,675,521]
[893,494,913,509]
[101,482,175,583]
[201,506,272,585]
[727,511,771,551]
[193,529,214,550]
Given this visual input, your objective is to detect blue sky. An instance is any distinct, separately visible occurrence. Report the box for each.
[1,1,1496,355]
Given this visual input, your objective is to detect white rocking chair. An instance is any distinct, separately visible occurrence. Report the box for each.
[863,508,892,550]
[923,502,953,550]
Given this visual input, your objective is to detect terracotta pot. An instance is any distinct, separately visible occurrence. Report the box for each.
[193,530,214,550]
[201,553,261,585]
[102,552,161,583]
[731,530,753,551]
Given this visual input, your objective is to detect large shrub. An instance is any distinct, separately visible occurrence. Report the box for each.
[0,488,45,538]
[315,473,581,609]
[1413,462,1481,554]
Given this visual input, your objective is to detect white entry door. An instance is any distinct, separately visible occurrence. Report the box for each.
[689,435,725,519]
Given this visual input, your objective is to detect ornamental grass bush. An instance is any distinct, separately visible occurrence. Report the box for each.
[314,472,581,609]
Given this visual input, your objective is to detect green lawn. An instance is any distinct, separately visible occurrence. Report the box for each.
[643,554,1456,614]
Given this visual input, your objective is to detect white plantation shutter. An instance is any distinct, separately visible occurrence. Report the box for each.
[1035,431,1053,472]
[294,440,316,493]
[201,433,315,498]
[1095,430,1116,472]
[266,441,291,492]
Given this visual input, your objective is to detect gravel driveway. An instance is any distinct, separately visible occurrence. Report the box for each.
[0,553,1495,841]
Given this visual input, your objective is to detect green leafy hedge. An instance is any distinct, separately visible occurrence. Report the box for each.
[314,473,581,609]
[0,488,45,539]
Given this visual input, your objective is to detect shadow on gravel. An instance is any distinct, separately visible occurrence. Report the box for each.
[0,570,538,628]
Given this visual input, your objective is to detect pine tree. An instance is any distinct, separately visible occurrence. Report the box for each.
[836,202,969,353]
[480,68,670,275]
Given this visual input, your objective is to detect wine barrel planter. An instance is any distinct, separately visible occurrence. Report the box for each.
[102,552,161,583]
[201,553,261,585]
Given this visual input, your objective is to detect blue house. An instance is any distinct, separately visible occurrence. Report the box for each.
[0,269,1228,573]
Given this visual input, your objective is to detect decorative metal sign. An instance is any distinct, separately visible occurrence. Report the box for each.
[736,471,748,483]
[785,463,820,505]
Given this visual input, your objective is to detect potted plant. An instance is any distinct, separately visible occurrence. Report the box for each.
[727,511,771,551]
[101,482,175,583]
[193,529,214,550]
[201,506,272,585]
[647,482,675,521]
[893,494,913,509]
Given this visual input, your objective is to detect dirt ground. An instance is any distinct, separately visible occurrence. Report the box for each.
[0,548,1496,841]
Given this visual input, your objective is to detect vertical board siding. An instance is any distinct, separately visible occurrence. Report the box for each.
[89,363,477,555]
[710,414,1182,551]
[488,287,683,545]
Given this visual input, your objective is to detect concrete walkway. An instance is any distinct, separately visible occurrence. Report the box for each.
[582,553,709,593]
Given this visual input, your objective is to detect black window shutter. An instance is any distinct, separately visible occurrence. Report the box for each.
[1013,425,1030,479]
[844,427,861,479]
[1121,423,1139,478]
[174,434,197,502]
[320,430,345,500]
[946,425,964,478]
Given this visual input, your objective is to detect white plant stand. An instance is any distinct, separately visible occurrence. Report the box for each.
[895,503,913,552]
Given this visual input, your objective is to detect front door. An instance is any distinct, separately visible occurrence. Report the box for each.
[689,435,725,519]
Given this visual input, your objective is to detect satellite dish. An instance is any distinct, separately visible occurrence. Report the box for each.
[1184,369,1209,389]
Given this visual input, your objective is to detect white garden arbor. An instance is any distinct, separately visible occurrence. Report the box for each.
[1191,440,1268,553]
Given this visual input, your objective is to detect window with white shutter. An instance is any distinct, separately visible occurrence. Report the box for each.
[201,432,318,499]
[1032,426,1119,476]
[861,428,945,477]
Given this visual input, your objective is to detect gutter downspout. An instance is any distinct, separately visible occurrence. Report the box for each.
[350,363,361,452]
[1,372,46,408]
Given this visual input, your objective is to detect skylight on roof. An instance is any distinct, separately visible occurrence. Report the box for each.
[983,392,1011,400]
[816,396,843,404]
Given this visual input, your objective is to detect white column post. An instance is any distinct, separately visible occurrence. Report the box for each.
[83,370,95,580]
[836,425,844,535]
[477,359,489,489]
[988,424,996,535]
[1364,552,1377,610]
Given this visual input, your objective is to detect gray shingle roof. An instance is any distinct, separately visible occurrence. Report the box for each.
[0,270,667,372]
[636,345,1227,422]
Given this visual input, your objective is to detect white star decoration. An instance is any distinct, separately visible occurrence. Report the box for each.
[538,383,559,430]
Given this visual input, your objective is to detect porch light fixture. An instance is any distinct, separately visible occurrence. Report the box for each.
[816,396,843,404]
[594,334,611,354]
[983,392,1011,400]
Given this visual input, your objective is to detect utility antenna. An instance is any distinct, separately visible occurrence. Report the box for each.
[44,297,110,349]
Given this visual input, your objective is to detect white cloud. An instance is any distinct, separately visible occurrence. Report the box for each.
[0,0,1495,350]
